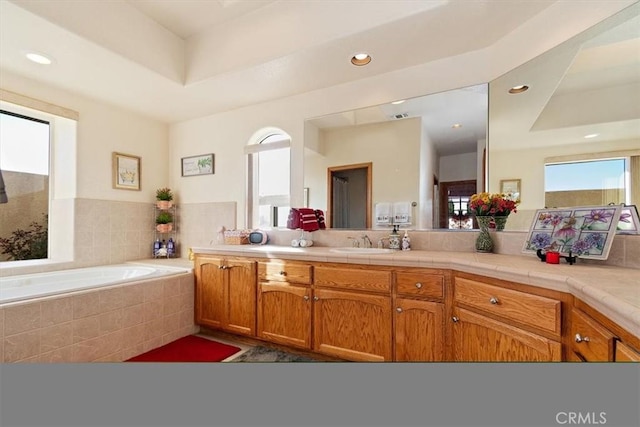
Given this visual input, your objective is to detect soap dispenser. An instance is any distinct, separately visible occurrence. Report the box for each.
[402,230,411,251]
[389,225,400,250]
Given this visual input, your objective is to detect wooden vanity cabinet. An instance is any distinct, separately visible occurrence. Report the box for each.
[393,269,446,362]
[571,299,640,362]
[194,255,257,336]
[313,265,393,361]
[451,273,564,362]
[257,260,313,350]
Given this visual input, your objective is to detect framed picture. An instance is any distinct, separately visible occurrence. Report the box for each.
[112,152,140,190]
[500,178,521,202]
[182,153,214,177]
[522,204,623,260]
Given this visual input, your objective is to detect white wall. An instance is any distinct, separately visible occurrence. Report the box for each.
[439,152,478,183]
[1,71,169,203]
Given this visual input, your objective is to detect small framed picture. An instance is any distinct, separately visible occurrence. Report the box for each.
[500,178,521,202]
[112,152,141,190]
[182,153,214,177]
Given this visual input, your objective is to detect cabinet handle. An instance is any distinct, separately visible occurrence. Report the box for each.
[313,296,319,301]
[303,295,309,301]
[489,297,499,305]
[218,265,228,270]
[452,316,459,323]
[415,282,423,289]
[575,333,590,343]
[396,307,403,313]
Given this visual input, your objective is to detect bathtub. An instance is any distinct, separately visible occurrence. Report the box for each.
[0,263,192,305]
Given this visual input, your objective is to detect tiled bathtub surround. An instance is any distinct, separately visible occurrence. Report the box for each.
[0,272,197,363]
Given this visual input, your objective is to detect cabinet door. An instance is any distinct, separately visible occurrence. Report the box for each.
[313,288,392,361]
[452,307,562,362]
[257,282,312,349]
[395,298,444,362]
[225,259,257,336]
[616,341,640,362]
[571,308,616,362]
[194,256,225,329]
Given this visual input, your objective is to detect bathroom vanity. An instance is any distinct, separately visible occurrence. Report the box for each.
[192,246,640,362]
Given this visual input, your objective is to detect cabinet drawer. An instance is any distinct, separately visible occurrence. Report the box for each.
[258,261,312,285]
[615,341,640,362]
[395,271,444,300]
[571,308,616,361]
[454,277,561,335]
[315,266,391,293]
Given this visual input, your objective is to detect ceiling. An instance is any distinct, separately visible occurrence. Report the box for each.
[0,0,636,156]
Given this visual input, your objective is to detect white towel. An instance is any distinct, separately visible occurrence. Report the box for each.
[375,202,391,224]
[393,202,412,224]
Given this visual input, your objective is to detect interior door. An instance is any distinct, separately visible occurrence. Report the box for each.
[327,162,372,228]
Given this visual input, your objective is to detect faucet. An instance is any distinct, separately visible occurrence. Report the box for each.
[347,237,360,247]
[377,237,388,249]
[361,234,372,248]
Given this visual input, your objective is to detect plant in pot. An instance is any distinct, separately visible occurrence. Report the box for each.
[156,211,173,233]
[155,187,173,209]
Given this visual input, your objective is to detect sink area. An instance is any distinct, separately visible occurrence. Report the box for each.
[329,247,394,254]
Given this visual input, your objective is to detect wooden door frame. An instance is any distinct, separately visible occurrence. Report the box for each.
[326,162,372,228]
[439,179,476,229]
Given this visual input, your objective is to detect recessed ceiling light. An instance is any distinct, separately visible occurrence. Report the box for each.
[25,52,53,65]
[584,133,600,139]
[452,123,462,129]
[391,100,405,105]
[351,53,371,66]
[508,85,529,94]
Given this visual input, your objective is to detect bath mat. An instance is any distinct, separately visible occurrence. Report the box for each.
[227,346,318,362]
[126,335,241,362]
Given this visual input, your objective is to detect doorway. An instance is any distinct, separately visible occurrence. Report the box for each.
[439,180,476,229]
[327,162,372,228]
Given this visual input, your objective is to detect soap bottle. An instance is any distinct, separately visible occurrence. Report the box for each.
[402,230,411,251]
[153,238,161,257]
[167,238,175,257]
[389,225,400,250]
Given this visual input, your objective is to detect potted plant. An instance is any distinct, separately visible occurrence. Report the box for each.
[155,211,173,233]
[155,187,173,209]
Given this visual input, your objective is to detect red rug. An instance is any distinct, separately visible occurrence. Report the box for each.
[126,335,241,362]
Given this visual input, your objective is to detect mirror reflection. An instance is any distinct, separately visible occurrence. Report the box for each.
[488,3,640,231]
[304,84,488,230]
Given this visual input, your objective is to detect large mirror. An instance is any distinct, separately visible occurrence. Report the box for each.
[304,84,488,230]
[488,3,640,231]
[303,2,639,232]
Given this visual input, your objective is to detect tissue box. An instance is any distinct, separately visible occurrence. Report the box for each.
[223,230,250,245]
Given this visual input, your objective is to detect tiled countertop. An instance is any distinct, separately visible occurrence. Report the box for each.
[190,245,640,337]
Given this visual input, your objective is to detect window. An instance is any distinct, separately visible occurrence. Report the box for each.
[246,131,291,228]
[544,158,628,208]
[0,110,50,261]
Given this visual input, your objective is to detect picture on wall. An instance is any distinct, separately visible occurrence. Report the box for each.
[522,204,623,260]
[112,152,140,190]
[182,153,214,177]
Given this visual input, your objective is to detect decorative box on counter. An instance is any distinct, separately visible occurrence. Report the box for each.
[223,229,250,245]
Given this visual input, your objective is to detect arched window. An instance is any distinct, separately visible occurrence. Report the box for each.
[246,130,291,228]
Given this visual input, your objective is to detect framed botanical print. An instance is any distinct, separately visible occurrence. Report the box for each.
[522,204,623,260]
[112,152,140,190]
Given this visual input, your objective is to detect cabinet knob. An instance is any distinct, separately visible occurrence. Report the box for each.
[452,316,459,323]
[489,297,499,305]
[415,282,423,289]
[303,295,309,301]
[396,307,403,313]
[218,265,228,270]
[313,296,319,301]
[279,271,287,276]
[575,333,590,343]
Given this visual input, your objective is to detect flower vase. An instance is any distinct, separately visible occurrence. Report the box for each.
[475,216,494,253]
[493,215,508,231]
